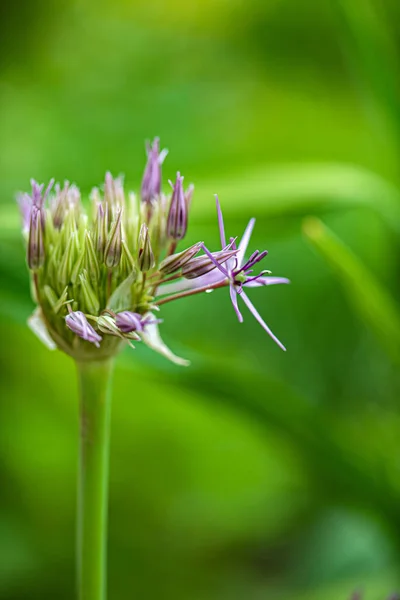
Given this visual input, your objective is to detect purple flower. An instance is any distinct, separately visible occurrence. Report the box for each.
[115,311,160,334]
[158,197,289,350]
[167,172,188,240]
[140,138,168,204]
[201,197,289,350]
[65,311,102,347]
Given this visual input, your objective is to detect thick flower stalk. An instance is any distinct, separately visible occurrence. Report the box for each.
[17,138,289,600]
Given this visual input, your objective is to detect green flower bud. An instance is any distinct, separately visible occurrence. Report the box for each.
[104,210,122,268]
[137,223,155,272]
[79,272,100,315]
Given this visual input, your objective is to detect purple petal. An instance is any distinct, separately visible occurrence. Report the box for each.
[156,269,225,297]
[240,291,286,351]
[199,243,229,278]
[244,276,290,288]
[229,284,243,322]
[215,195,226,249]
[237,218,256,268]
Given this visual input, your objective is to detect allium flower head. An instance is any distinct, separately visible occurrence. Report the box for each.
[18,140,289,364]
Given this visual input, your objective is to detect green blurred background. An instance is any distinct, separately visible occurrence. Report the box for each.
[1,0,400,598]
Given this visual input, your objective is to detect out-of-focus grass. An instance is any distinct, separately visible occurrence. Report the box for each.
[1,0,400,599]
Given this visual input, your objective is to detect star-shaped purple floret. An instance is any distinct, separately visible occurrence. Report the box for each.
[159,196,289,350]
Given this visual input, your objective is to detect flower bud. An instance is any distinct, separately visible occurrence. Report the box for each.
[27,206,45,270]
[79,272,100,315]
[94,203,108,258]
[182,249,236,279]
[115,311,143,333]
[104,209,122,268]
[167,172,188,240]
[137,223,155,272]
[115,311,160,334]
[140,138,167,204]
[51,181,69,228]
[65,311,102,347]
[159,242,202,275]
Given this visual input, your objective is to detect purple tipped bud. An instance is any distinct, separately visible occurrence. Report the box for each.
[95,203,108,257]
[65,311,102,347]
[182,249,236,279]
[167,172,188,240]
[115,311,144,333]
[115,311,160,334]
[141,138,167,204]
[27,206,45,270]
[104,210,122,268]
[138,223,155,271]
[19,179,54,236]
[30,178,54,210]
[51,181,70,228]
[159,242,202,274]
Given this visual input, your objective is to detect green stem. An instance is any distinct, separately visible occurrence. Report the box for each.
[76,359,114,600]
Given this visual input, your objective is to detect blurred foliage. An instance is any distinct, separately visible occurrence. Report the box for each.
[1,0,400,599]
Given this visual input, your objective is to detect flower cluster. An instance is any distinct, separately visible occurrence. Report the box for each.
[18,138,289,364]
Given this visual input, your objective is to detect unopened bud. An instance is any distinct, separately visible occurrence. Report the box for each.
[167,172,188,240]
[159,242,202,275]
[79,272,100,315]
[140,138,168,204]
[115,311,160,334]
[27,206,45,270]
[104,210,122,268]
[115,311,144,333]
[182,249,236,279]
[138,223,155,272]
[65,311,102,347]
[97,315,140,344]
[95,203,108,258]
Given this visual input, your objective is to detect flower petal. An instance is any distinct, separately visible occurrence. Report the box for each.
[229,284,243,322]
[245,276,291,288]
[28,309,57,350]
[156,269,224,296]
[237,218,256,267]
[215,195,227,249]
[140,316,190,366]
[240,291,286,351]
